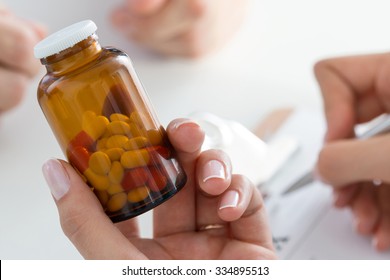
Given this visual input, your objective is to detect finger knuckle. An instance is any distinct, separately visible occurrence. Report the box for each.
[9,28,37,65]
[189,0,207,18]
[313,59,331,78]
[60,207,95,242]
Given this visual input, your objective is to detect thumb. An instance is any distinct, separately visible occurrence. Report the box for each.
[316,134,390,186]
[42,159,146,259]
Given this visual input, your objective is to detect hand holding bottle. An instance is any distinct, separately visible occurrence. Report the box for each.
[42,119,276,259]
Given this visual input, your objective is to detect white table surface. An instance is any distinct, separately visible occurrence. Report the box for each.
[1,0,390,259]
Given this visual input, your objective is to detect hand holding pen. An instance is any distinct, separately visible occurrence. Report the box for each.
[314,53,390,251]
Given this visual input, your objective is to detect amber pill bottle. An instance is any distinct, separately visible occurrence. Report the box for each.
[34,20,187,222]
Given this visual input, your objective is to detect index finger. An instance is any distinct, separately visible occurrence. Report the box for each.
[314,54,390,141]
[153,119,205,237]
[316,134,390,186]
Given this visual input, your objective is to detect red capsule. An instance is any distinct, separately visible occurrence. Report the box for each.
[147,167,168,192]
[121,167,149,191]
[68,130,95,152]
[147,145,171,160]
[67,146,90,173]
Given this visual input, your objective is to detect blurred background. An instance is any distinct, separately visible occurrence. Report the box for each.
[1,0,390,259]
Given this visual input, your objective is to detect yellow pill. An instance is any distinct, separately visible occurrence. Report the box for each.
[89,151,111,175]
[110,113,129,122]
[84,168,110,191]
[123,136,149,151]
[120,149,150,169]
[82,111,109,140]
[107,192,127,212]
[106,135,129,149]
[108,161,124,184]
[127,122,143,138]
[106,121,131,136]
[96,138,108,150]
[127,186,150,203]
[105,148,124,161]
[146,129,163,146]
[107,184,124,196]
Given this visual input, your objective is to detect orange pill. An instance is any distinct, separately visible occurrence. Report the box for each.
[106,121,131,136]
[123,136,149,151]
[96,137,108,150]
[107,192,127,212]
[146,129,163,146]
[127,186,150,203]
[105,148,124,161]
[82,111,109,140]
[89,151,111,175]
[120,149,150,169]
[110,113,129,122]
[106,135,129,149]
[127,122,143,138]
[109,161,124,184]
[84,168,110,191]
[107,184,124,196]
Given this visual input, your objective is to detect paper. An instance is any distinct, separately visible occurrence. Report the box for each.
[264,109,390,259]
[268,181,390,259]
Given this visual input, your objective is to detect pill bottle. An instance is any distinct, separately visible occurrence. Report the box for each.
[34,20,187,222]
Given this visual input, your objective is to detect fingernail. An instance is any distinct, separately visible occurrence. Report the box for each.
[42,159,70,201]
[173,119,200,130]
[203,160,226,182]
[219,190,239,210]
[313,165,330,184]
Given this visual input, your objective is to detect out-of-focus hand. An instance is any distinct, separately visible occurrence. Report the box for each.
[110,0,248,58]
[42,119,276,259]
[314,53,390,251]
[0,7,46,113]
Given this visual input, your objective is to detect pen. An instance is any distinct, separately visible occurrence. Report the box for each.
[282,113,390,195]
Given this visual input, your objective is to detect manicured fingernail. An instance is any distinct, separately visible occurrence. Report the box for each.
[203,160,226,182]
[173,119,200,130]
[219,190,239,210]
[42,159,70,201]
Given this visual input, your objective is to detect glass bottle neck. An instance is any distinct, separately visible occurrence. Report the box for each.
[41,34,102,75]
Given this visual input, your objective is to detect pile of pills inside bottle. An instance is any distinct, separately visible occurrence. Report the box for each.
[35,20,186,222]
[67,107,177,214]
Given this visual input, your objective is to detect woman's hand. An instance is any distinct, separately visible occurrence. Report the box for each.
[42,118,276,259]
[314,53,390,251]
[0,7,45,113]
[110,0,248,58]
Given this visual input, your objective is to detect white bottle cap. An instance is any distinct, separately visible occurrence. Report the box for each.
[34,20,97,59]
